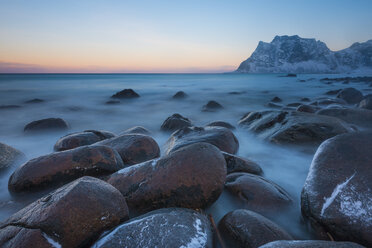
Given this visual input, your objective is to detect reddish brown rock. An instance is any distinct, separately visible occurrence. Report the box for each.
[120,126,151,135]
[225,173,292,214]
[260,240,364,248]
[24,118,69,133]
[95,134,160,165]
[107,142,227,215]
[0,142,24,171]
[222,152,263,175]
[160,113,192,132]
[206,121,235,130]
[54,130,115,151]
[165,126,239,155]
[0,226,53,248]
[8,145,124,193]
[1,177,129,248]
[218,209,292,248]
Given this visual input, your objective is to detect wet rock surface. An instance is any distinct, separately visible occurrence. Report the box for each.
[160,113,192,132]
[95,134,160,165]
[317,107,372,128]
[358,94,372,110]
[165,126,239,155]
[107,142,226,215]
[222,152,263,175]
[111,89,140,99]
[1,177,129,248]
[8,145,124,193]
[0,143,24,171]
[24,118,69,133]
[0,225,54,248]
[301,132,372,247]
[92,208,212,248]
[218,209,292,248]
[239,110,353,146]
[120,126,151,135]
[336,87,363,104]
[296,104,317,113]
[259,240,365,248]
[206,121,235,130]
[202,100,223,112]
[54,130,115,151]
[225,172,292,214]
[172,91,188,99]
[271,96,282,103]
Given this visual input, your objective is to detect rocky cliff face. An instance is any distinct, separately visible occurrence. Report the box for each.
[236,35,372,73]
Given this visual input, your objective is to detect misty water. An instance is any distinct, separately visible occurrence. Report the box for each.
[0,73,370,239]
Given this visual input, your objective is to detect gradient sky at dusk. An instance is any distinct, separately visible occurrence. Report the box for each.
[1,0,372,73]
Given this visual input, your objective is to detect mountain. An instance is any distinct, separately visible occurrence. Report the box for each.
[236,35,372,73]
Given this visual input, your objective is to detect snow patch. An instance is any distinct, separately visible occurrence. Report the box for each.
[42,232,62,248]
[321,173,355,216]
[180,218,207,248]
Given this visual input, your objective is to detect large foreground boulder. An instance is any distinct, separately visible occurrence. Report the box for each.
[165,126,239,155]
[24,118,69,133]
[218,209,292,248]
[1,177,129,248]
[225,173,292,214]
[0,142,24,171]
[92,208,212,248]
[336,87,363,104]
[239,110,353,146]
[95,134,160,165]
[160,113,192,132]
[317,107,372,128]
[9,145,124,193]
[301,132,372,247]
[54,130,115,151]
[259,240,365,248]
[107,142,226,215]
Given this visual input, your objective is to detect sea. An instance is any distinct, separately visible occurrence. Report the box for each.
[0,73,370,239]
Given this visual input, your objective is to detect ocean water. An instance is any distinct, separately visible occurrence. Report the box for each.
[0,73,370,239]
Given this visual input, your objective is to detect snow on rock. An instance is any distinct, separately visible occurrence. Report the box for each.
[236,35,372,73]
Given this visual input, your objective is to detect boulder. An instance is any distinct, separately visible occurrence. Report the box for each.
[0,226,55,248]
[325,89,341,96]
[54,130,115,151]
[160,113,192,132]
[172,91,188,99]
[239,110,353,146]
[164,126,239,155]
[0,143,24,171]
[267,102,282,108]
[1,177,129,248]
[259,240,365,248]
[24,118,68,133]
[301,97,311,102]
[120,126,151,135]
[111,89,140,99]
[314,98,347,106]
[218,209,292,248]
[222,152,263,175]
[225,173,292,214]
[92,208,212,248]
[287,102,302,107]
[301,132,372,246]
[206,121,235,130]
[95,134,160,165]
[317,107,372,128]
[25,98,44,104]
[336,88,363,104]
[358,94,372,110]
[271,97,282,103]
[107,142,226,215]
[8,145,124,193]
[202,100,223,112]
[296,104,317,113]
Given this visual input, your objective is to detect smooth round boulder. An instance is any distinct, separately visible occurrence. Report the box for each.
[226,173,292,214]
[160,113,192,132]
[172,91,188,99]
[111,89,140,99]
[8,145,124,193]
[218,209,292,248]
[202,100,223,112]
[95,134,160,165]
[336,87,363,104]
[54,130,115,151]
[0,226,55,248]
[165,126,239,155]
[296,104,317,113]
[239,110,353,146]
[206,121,235,130]
[259,240,365,248]
[1,177,129,248]
[271,96,282,103]
[92,208,212,248]
[301,132,372,246]
[24,118,69,133]
[317,107,372,128]
[107,142,227,215]
[0,142,24,171]
[358,94,372,110]
[120,126,151,135]
[222,152,263,175]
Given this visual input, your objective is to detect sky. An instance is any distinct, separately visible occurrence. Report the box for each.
[0,0,372,73]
